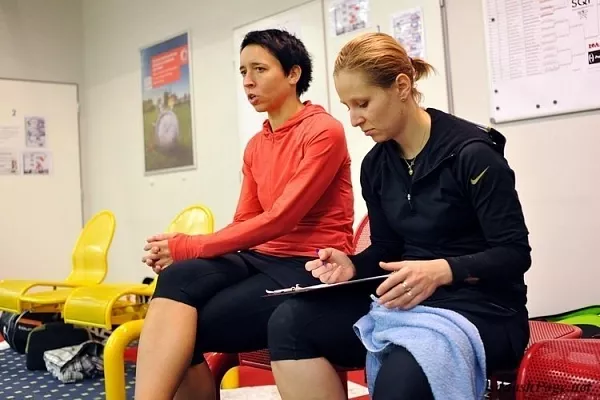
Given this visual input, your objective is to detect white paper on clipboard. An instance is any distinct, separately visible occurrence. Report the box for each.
[263,274,391,297]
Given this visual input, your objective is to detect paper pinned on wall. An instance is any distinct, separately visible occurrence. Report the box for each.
[0,150,19,175]
[0,125,21,148]
[482,0,600,123]
[0,114,52,176]
[23,150,52,175]
[329,0,370,37]
[24,116,47,148]
[391,7,426,59]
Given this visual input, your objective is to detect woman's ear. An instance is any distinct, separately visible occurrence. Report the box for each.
[288,65,302,85]
[394,73,412,101]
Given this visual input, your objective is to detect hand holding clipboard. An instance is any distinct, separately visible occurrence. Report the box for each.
[264,248,390,297]
[264,274,391,297]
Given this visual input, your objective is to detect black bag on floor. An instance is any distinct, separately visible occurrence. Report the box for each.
[0,311,60,354]
[25,321,92,371]
[0,311,12,339]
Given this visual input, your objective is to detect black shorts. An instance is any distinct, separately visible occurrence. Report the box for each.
[151,250,377,366]
[267,291,530,373]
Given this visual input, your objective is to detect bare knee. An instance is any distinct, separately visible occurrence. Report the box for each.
[142,297,197,326]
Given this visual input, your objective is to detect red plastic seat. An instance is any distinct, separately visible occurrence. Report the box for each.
[351,216,371,254]
[488,321,583,398]
[528,320,584,346]
[515,339,600,400]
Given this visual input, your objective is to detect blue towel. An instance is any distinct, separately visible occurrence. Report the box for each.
[353,296,487,400]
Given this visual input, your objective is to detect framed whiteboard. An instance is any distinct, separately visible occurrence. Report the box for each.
[482,0,600,123]
[232,0,330,160]
[0,78,83,280]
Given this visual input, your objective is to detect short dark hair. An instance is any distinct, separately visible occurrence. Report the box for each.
[241,29,313,97]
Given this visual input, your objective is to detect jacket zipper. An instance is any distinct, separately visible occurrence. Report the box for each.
[406,153,456,210]
[405,137,489,208]
[414,153,456,184]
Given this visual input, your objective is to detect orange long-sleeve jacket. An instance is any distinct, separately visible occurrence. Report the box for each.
[169,102,355,261]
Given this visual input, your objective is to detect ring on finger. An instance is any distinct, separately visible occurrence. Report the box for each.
[401,281,412,293]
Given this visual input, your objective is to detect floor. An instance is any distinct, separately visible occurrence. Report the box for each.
[221,383,369,400]
[0,336,369,399]
[0,342,136,399]
[221,366,369,400]
[1,335,505,399]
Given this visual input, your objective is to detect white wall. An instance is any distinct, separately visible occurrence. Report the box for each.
[0,0,83,84]
[2,0,597,315]
[81,0,319,283]
[0,0,84,279]
[446,0,600,317]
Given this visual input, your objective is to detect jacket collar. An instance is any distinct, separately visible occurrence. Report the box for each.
[382,108,506,182]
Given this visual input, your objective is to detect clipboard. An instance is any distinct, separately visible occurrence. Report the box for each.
[263,274,391,297]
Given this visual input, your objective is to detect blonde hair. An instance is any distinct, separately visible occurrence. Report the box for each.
[334,32,435,103]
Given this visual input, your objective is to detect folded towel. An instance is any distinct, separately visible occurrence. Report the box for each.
[43,340,104,383]
[353,296,486,400]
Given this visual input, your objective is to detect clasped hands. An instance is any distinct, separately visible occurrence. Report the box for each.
[141,232,179,274]
[305,248,453,309]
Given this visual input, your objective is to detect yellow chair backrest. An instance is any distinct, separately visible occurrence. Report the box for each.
[167,204,214,235]
[148,205,214,291]
[66,210,116,285]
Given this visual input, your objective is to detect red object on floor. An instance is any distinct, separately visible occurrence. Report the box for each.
[124,346,138,362]
[348,370,367,386]
[515,339,600,400]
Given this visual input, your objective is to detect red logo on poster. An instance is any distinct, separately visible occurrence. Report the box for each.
[150,45,188,88]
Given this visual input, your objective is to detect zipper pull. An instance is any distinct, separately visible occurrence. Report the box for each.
[407,193,413,210]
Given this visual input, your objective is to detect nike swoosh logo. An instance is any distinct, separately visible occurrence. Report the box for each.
[470,166,489,185]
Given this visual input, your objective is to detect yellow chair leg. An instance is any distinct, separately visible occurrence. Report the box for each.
[104,319,144,400]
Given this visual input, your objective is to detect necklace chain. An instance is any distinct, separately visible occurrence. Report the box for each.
[404,157,416,176]
[402,127,428,176]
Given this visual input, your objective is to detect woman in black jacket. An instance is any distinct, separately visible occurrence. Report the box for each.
[269,32,531,400]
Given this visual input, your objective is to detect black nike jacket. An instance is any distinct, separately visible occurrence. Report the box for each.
[350,108,531,316]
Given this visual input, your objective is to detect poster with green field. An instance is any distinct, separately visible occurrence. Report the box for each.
[140,32,196,174]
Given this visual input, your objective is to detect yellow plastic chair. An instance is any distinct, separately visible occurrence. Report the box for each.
[103,322,232,400]
[0,210,116,314]
[101,205,215,400]
[62,204,214,330]
[104,319,145,400]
